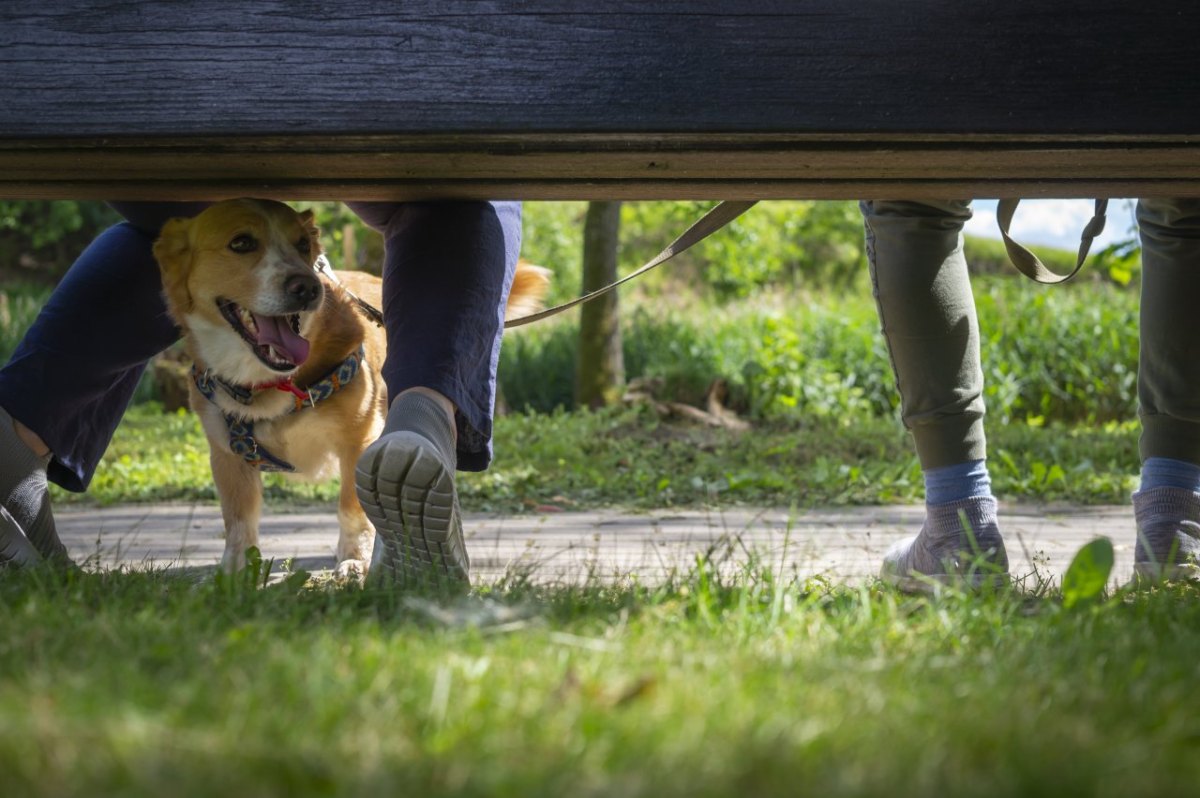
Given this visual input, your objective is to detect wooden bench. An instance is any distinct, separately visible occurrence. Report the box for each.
[2,2,1199,202]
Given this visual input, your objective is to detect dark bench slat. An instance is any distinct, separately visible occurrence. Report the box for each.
[3,2,1198,199]
[3,135,1200,201]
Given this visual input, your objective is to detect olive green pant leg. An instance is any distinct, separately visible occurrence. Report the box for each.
[861,199,986,470]
[1136,198,1200,465]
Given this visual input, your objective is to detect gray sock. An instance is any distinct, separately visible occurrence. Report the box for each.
[0,405,68,562]
[381,392,458,467]
[1132,486,1200,568]
[913,495,1007,573]
[881,495,1008,590]
[924,495,1001,543]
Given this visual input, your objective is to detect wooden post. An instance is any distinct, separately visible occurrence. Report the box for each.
[576,201,624,409]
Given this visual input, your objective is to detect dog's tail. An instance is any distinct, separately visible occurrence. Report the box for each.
[505,260,552,321]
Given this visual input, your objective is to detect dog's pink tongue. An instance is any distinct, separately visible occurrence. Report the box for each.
[254,314,310,365]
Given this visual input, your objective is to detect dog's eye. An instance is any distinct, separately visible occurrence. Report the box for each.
[296,237,311,255]
[229,234,258,254]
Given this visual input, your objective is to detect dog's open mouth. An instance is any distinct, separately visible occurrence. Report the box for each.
[217,298,310,371]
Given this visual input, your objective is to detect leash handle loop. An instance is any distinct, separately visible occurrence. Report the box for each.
[997,198,1108,284]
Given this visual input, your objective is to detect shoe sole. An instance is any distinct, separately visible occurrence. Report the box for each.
[354,430,469,588]
[1131,562,1200,586]
[881,568,1010,595]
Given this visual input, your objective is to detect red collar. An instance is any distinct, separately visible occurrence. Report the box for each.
[251,376,311,404]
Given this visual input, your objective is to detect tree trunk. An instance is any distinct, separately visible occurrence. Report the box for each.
[575,201,624,409]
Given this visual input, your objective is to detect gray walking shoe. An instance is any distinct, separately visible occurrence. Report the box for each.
[881,496,1009,593]
[0,505,42,569]
[0,404,71,564]
[355,393,469,589]
[1132,486,1200,584]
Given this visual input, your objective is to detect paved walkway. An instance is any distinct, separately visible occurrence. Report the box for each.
[57,502,1139,587]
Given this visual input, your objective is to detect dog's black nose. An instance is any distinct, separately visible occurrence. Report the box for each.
[285,273,322,308]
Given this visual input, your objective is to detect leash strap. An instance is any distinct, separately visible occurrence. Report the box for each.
[503,200,758,328]
[996,198,1108,284]
[315,254,384,327]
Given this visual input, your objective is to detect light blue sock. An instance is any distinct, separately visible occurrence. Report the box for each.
[924,458,992,505]
[1139,457,1200,493]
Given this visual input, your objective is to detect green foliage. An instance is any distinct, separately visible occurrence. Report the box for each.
[1061,537,1115,609]
[976,280,1138,424]
[0,201,120,278]
[0,201,119,251]
[621,201,867,298]
[302,201,386,273]
[0,281,52,364]
[517,201,591,305]
[501,277,1140,425]
[518,201,868,304]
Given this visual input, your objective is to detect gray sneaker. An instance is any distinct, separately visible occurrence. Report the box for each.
[0,505,41,569]
[881,496,1009,593]
[1132,486,1200,583]
[0,404,71,565]
[356,430,469,589]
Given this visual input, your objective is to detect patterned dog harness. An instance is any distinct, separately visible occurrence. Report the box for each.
[192,346,364,472]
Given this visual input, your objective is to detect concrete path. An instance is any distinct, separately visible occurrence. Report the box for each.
[56,502,1138,587]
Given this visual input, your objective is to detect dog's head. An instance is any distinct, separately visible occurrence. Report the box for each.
[154,199,325,384]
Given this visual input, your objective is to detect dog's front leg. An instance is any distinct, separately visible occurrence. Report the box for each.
[211,448,264,574]
[335,450,374,580]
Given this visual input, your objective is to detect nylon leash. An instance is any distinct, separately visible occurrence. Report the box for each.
[504,200,758,328]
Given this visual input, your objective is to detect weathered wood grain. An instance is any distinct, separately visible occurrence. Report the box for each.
[3,134,1200,200]
[2,2,1198,199]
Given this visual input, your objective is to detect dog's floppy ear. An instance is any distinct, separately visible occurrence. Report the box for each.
[153,217,195,315]
[297,209,323,256]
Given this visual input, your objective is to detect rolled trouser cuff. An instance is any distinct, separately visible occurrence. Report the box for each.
[909,413,987,472]
[1140,413,1200,465]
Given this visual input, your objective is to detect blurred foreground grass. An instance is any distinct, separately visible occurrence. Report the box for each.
[1,560,1196,797]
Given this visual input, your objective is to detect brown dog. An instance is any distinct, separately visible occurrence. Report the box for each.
[153,198,547,576]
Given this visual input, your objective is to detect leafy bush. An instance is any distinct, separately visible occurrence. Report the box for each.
[518,200,870,304]
[0,201,121,279]
[977,281,1138,424]
[500,277,1140,425]
[0,282,52,365]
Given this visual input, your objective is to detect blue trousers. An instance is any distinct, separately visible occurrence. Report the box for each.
[0,200,522,491]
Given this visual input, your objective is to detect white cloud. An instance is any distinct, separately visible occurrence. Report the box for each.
[965,199,1138,251]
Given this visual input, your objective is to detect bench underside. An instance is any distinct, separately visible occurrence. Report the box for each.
[3,2,1198,200]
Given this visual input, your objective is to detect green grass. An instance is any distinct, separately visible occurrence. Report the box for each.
[2,562,1198,797]
[57,402,1140,511]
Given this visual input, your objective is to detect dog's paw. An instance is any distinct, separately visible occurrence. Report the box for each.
[220,548,247,574]
[334,558,369,583]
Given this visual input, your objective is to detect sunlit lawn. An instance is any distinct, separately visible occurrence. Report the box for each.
[58,402,1140,512]
[2,558,1197,797]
